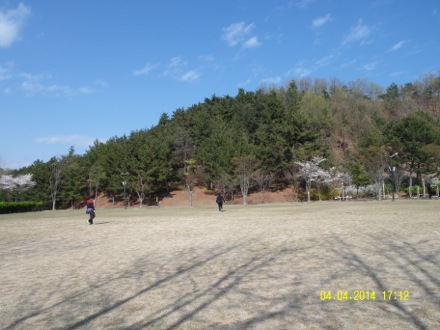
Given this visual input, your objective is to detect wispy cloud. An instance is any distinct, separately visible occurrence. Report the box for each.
[389,40,406,51]
[0,3,31,48]
[293,0,315,9]
[35,135,96,146]
[312,13,333,29]
[341,19,372,45]
[259,76,281,86]
[133,63,159,76]
[1,68,106,97]
[163,56,200,82]
[180,70,200,82]
[222,22,260,48]
[0,66,13,80]
[357,62,377,71]
[19,74,104,97]
[291,54,334,77]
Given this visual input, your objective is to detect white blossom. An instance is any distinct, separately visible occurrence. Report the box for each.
[0,174,36,192]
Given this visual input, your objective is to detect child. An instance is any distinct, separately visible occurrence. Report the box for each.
[216,193,225,212]
[86,195,96,225]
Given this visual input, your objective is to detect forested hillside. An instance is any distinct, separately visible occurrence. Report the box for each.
[2,74,440,209]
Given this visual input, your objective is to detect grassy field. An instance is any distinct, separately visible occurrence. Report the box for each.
[0,201,439,330]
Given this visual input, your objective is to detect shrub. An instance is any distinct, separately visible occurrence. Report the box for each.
[0,201,44,214]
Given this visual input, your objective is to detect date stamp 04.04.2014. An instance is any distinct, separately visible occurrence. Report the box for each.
[319,290,410,301]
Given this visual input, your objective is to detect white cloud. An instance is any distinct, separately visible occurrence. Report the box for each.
[243,36,261,48]
[291,54,334,77]
[312,13,333,29]
[133,63,158,76]
[390,71,406,77]
[293,66,312,77]
[162,57,200,82]
[0,69,105,97]
[341,19,372,45]
[163,56,185,77]
[389,40,406,51]
[0,3,31,48]
[20,79,96,97]
[357,62,377,71]
[93,79,108,88]
[13,72,105,97]
[222,22,257,48]
[260,76,281,85]
[294,0,315,9]
[180,70,200,82]
[36,135,96,146]
[0,66,12,80]
[168,56,186,69]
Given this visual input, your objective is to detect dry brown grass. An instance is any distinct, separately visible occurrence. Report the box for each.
[0,201,439,329]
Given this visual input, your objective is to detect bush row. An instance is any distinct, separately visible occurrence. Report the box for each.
[0,201,44,214]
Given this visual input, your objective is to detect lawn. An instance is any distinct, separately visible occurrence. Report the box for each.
[0,201,439,329]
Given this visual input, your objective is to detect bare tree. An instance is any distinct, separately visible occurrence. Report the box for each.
[233,155,260,205]
[361,147,389,200]
[49,157,64,210]
[183,159,202,207]
[87,164,105,206]
[255,169,272,203]
[132,172,149,208]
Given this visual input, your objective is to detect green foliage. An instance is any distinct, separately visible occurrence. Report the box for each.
[349,162,371,190]
[401,185,424,196]
[0,201,44,214]
[10,74,440,205]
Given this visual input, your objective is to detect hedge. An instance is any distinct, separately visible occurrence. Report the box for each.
[0,201,44,214]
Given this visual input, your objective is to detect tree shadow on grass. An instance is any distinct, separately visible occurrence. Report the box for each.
[324,232,439,330]
[2,231,439,329]
[3,241,257,330]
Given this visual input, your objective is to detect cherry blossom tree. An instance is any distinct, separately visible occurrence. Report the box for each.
[295,156,326,202]
[327,167,352,199]
[0,174,36,200]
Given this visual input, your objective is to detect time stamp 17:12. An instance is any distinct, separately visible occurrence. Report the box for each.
[320,290,410,301]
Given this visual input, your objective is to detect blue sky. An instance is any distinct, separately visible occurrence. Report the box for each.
[1,0,439,169]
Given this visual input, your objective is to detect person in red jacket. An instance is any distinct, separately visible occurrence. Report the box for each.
[86,195,96,225]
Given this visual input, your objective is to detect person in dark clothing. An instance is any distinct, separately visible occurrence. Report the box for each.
[86,195,96,225]
[216,193,225,212]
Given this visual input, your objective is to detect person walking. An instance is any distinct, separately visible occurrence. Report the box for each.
[216,193,225,212]
[86,195,96,225]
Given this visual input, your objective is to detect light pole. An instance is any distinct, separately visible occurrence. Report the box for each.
[387,153,398,202]
[121,172,129,209]
[389,166,396,201]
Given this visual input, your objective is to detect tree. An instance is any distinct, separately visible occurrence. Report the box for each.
[295,156,326,202]
[233,155,260,205]
[359,146,388,200]
[349,162,371,198]
[183,159,202,207]
[385,111,440,195]
[328,167,352,199]
[0,174,36,200]
[132,171,150,208]
[49,157,63,210]
[59,147,86,209]
[255,169,273,203]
